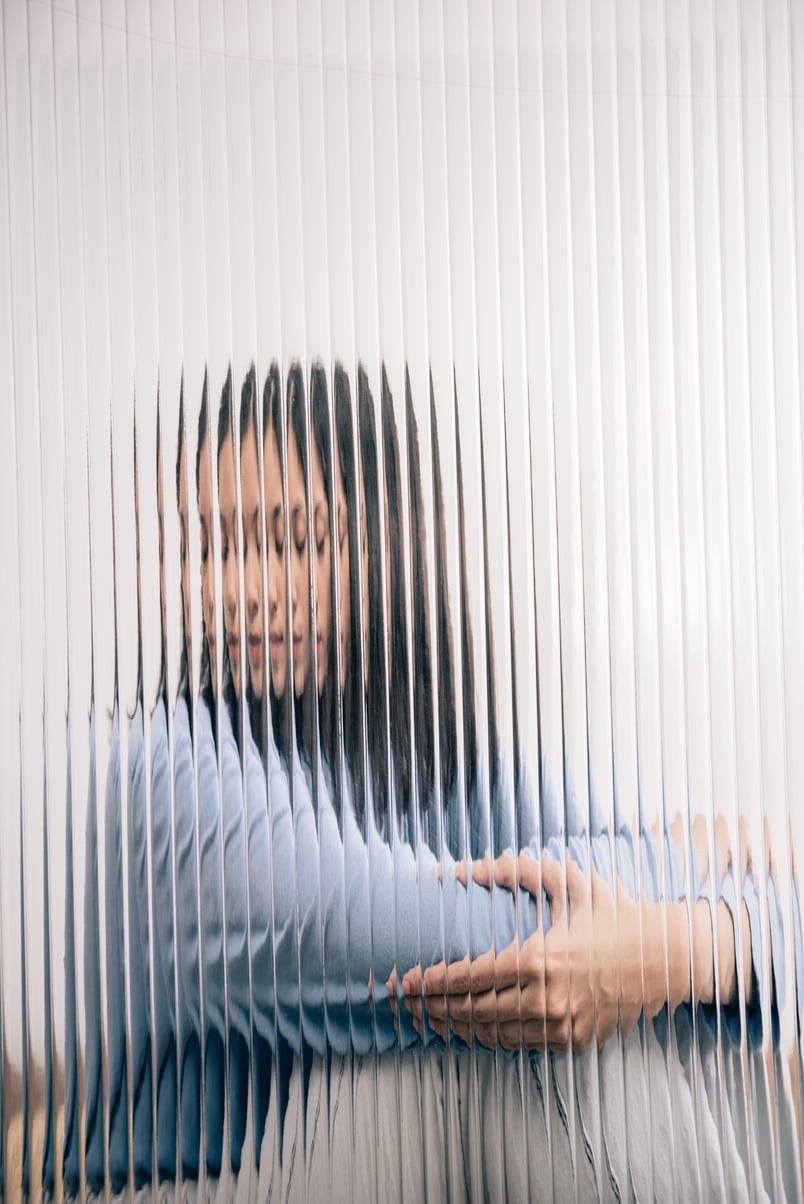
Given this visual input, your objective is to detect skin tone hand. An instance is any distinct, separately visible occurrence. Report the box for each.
[400,824,754,1053]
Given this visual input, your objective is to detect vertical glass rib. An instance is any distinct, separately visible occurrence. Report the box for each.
[714,1,782,1198]
[641,1,712,1195]
[6,3,51,1200]
[587,0,653,1194]
[0,11,26,1197]
[34,5,72,1194]
[742,2,800,1196]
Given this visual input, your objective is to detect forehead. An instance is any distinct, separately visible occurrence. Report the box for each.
[240,423,260,491]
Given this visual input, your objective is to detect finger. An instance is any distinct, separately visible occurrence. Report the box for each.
[545,1017,572,1053]
[469,949,497,994]
[517,851,541,897]
[421,960,448,996]
[495,985,523,1025]
[386,967,397,996]
[499,1020,524,1051]
[541,855,566,922]
[402,965,422,996]
[474,1021,498,1049]
[445,995,474,1025]
[472,855,492,887]
[423,995,447,1022]
[429,1015,449,1043]
[493,852,517,891]
[443,956,471,996]
[473,989,499,1026]
[492,939,521,991]
[403,995,423,1021]
[450,1020,474,1046]
[522,1021,547,1051]
[456,859,469,888]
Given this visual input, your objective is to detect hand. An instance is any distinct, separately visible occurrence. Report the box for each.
[498,853,623,1052]
[403,952,499,1047]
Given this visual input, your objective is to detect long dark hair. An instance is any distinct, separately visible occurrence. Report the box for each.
[335,365,363,808]
[175,379,190,704]
[216,366,236,723]
[195,370,213,715]
[381,368,412,832]
[430,385,459,849]
[359,368,389,830]
[405,373,434,826]
[454,389,478,826]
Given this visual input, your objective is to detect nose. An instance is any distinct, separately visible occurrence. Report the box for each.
[291,560,299,615]
[224,551,238,624]
[268,556,278,614]
[246,552,259,622]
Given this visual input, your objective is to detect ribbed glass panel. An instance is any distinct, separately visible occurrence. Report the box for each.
[1,2,803,1200]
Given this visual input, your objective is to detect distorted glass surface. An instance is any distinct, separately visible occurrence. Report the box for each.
[1,1,803,1201]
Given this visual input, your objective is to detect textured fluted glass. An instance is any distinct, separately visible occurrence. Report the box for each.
[2,1,804,1200]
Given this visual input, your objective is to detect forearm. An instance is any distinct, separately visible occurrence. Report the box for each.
[640,893,753,1022]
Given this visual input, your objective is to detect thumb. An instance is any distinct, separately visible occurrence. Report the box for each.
[541,855,566,923]
[494,853,517,891]
[473,855,493,888]
[517,851,541,897]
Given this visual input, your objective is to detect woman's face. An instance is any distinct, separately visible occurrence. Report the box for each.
[287,419,310,699]
[178,438,193,682]
[218,426,241,699]
[311,435,332,698]
[264,420,287,700]
[198,431,217,698]
[240,420,264,700]
[335,439,350,694]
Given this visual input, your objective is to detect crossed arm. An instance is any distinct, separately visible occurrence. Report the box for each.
[399,817,754,1054]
